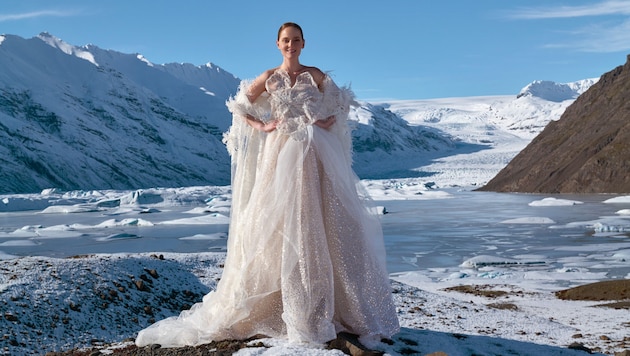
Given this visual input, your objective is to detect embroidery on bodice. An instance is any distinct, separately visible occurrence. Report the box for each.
[265,70,323,140]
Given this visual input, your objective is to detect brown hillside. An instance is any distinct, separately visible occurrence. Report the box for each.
[478,54,630,193]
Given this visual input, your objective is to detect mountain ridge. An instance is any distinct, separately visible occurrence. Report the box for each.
[0,33,236,193]
[0,33,596,193]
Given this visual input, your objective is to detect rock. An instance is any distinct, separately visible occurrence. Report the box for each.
[134,279,149,292]
[143,306,153,316]
[326,332,384,356]
[146,269,159,279]
[568,342,592,353]
[478,54,630,193]
[4,313,18,322]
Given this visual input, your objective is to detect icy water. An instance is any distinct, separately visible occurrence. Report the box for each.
[2,190,630,284]
[381,190,630,284]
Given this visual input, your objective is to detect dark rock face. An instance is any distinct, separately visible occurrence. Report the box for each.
[478,54,630,194]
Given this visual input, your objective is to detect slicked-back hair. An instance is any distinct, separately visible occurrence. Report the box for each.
[277,22,304,41]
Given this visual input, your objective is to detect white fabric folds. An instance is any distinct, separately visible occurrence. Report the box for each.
[135,70,400,348]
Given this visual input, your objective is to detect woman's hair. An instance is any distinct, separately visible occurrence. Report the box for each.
[277,22,304,40]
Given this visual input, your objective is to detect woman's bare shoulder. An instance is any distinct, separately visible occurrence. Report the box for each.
[247,68,279,100]
[253,68,278,82]
[303,66,326,86]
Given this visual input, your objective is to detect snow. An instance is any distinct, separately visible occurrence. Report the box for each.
[137,54,153,66]
[529,197,584,207]
[38,32,99,66]
[0,34,240,193]
[605,196,630,204]
[517,79,598,102]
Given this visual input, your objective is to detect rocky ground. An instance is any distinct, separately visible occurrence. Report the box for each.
[43,280,630,356]
[45,333,399,356]
[5,254,629,355]
[45,338,265,356]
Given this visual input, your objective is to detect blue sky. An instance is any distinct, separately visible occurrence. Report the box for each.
[1,1,630,100]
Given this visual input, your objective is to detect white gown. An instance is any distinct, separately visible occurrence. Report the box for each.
[135,69,400,348]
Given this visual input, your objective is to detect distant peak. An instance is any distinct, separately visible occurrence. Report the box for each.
[36,32,99,67]
[516,79,598,102]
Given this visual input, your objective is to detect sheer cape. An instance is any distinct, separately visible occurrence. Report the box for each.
[135,70,399,348]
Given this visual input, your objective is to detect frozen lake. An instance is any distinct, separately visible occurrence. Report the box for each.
[2,187,629,290]
[382,189,630,288]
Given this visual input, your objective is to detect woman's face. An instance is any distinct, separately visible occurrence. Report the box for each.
[276,26,304,60]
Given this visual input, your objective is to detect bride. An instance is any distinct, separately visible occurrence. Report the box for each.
[135,22,399,350]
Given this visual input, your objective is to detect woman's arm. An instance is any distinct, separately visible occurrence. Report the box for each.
[313,116,336,129]
[243,69,278,132]
[245,114,277,132]
[307,67,336,130]
[246,69,274,103]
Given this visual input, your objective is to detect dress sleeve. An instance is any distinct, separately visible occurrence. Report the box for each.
[319,75,358,165]
[222,80,269,215]
[318,75,357,121]
[223,80,272,157]
[225,80,272,123]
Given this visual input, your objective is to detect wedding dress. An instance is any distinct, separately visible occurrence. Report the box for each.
[135,69,399,348]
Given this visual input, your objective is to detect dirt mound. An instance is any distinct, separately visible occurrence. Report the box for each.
[555,279,630,309]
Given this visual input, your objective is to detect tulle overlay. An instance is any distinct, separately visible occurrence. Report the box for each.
[135,70,400,348]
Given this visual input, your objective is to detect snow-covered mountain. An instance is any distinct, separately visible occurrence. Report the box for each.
[516,79,597,102]
[0,33,597,194]
[0,33,239,194]
[366,77,597,187]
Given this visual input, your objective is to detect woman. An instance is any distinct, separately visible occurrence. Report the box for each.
[136,22,399,350]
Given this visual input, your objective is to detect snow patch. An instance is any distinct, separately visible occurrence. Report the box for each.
[160,213,229,225]
[40,204,102,214]
[179,233,227,240]
[37,32,98,66]
[604,195,630,203]
[0,240,38,247]
[95,233,141,242]
[137,54,153,66]
[200,86,216,96]
[528,197,583,206]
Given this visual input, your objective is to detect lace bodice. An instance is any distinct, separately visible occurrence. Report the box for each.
[265,69,321,94]
[265,70,323,139]
[224,70,355,156]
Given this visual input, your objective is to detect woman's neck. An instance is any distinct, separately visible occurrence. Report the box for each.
[280,61,303,74]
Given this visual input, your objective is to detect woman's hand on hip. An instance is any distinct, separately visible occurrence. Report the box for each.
[246,115,278,132]
[314,116,336,130]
